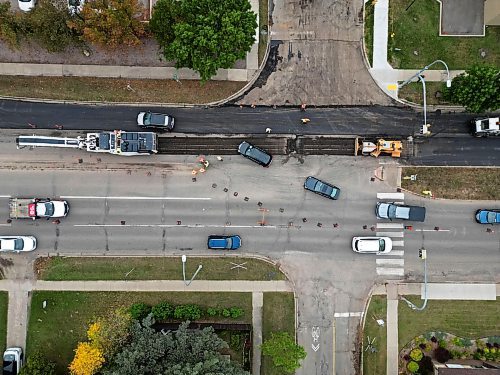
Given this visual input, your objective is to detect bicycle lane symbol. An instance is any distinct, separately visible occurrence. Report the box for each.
[311,326,320,352]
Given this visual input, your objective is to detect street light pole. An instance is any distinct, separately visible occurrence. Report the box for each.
[401,248,428,311]
[181,255,203,286]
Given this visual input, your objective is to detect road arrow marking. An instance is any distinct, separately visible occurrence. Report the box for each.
[311,343,320,352]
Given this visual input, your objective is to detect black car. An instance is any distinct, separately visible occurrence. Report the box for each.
[304,176,341,200]
[137,111,175,131]
[238,141,272,167]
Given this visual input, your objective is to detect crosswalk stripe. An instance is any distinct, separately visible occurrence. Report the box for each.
[378,250,404,256]
[391,241,404,247]
[376,259,404,266]
[376,223,404,229]
[377,193,405,200]
[377,268,405,276]
[334,312,364,318]
[376,232,404,237]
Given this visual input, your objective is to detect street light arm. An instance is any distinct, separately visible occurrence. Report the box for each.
[399,59,451,89]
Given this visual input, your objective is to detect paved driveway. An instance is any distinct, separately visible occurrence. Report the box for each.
[239,0,392,106]
[439,0,485,36]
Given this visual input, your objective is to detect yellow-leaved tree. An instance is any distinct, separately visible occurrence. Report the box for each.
[68,342,105,375]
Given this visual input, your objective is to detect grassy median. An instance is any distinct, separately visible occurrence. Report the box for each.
[0,76,245,104]
[0,292,7,354]
[36,256,287,281]
[401,167,500,200]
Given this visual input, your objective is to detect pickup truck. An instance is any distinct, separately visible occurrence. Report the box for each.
[376,202,426,222]
[9,198,69,220]
[472,117,500,137]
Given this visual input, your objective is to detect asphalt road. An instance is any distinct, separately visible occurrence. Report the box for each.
[0,156,498,374]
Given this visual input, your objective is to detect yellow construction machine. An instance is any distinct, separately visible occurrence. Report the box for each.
[355,138,402,158]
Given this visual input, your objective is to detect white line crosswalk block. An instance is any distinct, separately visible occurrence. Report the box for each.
[376,232,404,237]
[391,241,404,247]
[376,223,404,229]
[377,268,405,276]
[377,193,404,200]
[376,259,404,266]
[378,250,404,256]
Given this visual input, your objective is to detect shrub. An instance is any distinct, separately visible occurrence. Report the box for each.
[230,307,244,319]
[414,336,426,345]
[206,307,219,317]
[449,349,462,359]
[407,360,419,373]
[419,343,426,350]
[425,343,433,351]
[434,347,451,363]
[152,301,173,321]
[174,304,202,320]
[221,308,231,318]
[438,339,447,348]
[230,333,242,349]
[129,303,151,320]
[410,348,423,361]
[418,356,434,375]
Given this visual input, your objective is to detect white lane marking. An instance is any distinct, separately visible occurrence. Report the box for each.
[0,224,12,227]
[379,250,404,256]
[0,195,12,198]
[334,312,364,318]
[74,224,277,229]
[376,231,404,237]
[61,196,211,200]
[377,193,404,200]
[376,268,405,276]
[413,229,451,232]
[391,241,404,247]
[376,258,404,266]
[376,223,404,229]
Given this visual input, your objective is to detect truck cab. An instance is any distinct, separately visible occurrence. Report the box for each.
[472,117,500,137]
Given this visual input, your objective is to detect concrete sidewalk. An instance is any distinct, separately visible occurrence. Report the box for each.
[367,0,464,101]
[0,278,293,375]
[372,282,500,375]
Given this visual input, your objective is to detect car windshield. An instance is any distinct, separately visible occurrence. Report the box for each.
[378,239,385,251]
[149,114,166,125]
[226,238,233,248]
[42,203,55,216]
[486,212,497,223]
[248,147,269,162]
[14,239,24,250]
[315,181,332,195]
[387,205,397,217]
[3,357,16,374]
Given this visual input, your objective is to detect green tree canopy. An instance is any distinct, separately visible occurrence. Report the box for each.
[0,2,22,48]
[261,332,307,374]
[102,316,250,375]
[150,0,257,82]
[444,65,499,113]
[67,0,147,48]
[19,351,56,375]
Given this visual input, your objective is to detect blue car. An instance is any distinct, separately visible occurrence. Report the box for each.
[207,235,242,250]
[304,176,341,200]
[475,209,500,224]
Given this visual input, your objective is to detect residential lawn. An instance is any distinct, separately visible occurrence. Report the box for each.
[398,81,451,106]
[0,76,246,104]
[363,296,387,375]
[0,292,7,354]
[364,0,375,67]
[261,292,295,375]
[401,167,500,200]
[35,256,287,281]
[388,0,500,69]
[258,0,269,66]
[26,291,252,373]
[398,297,500,349]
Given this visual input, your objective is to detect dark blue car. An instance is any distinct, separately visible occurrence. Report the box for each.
[207,235,242,250]
[304,176,341,200]
[475,209,500,224]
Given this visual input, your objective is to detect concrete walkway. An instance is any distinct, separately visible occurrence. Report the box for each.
[0,278,293,375]
[372,282,500,375]
[368,0,465,100]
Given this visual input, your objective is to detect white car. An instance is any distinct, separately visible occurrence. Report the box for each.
[18,0,36,12]
[3,347,23,375]
[0,236,37,253]
[352,237,392,254]
[68,0,84,14]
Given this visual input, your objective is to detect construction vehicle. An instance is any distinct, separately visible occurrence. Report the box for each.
[16,130,158,156]
[472,117,500,137]
[355,138,402,158]
[9,198,69,220]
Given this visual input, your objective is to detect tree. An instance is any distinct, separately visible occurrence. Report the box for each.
[150,0,257,82]
[0,2,21,48]
[67,0,147,48]
[261,332,307,374]
[68,342,105,375]
[444,65,500,113]
[19,351,56,375]
[102,316,249,375]
[87,308,132,358]
[25,0,79,52]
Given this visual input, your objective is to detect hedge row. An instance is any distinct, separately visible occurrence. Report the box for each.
[129,302,244,321]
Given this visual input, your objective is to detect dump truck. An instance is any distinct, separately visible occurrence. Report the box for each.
[9,198,69,220]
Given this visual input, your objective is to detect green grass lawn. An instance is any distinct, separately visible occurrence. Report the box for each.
[0,292,7,354]
[0,76,246,104]
[401,167,500,200]
[398,81,451,106]
[261,292,296,375]
[398,297,500,349]
[364,0,375,67]
[36,256,287,281]
[363,296,387,375]
[258,0,269,66]
[388,0,500,69]
[27,291,252,373]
